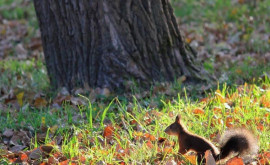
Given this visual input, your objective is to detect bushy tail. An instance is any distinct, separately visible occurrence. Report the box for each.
[215,128,258,160]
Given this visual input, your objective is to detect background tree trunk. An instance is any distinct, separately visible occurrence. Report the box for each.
[33,0,205,91]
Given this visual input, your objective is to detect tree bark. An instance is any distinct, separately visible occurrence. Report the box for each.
[33,0,204,91]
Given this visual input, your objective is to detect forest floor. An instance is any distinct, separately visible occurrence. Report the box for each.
[0,0,269,164]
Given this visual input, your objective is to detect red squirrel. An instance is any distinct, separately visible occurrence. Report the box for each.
[165,115,258,164]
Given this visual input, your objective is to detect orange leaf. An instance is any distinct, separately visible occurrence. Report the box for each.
[59,160,70,165]
[213,107,222,114]
[103,125,114,138]
[258,151,270,164]
[193,108,204,115]
[210,133,216,139]
[144,133,150,138]
[259,157,269,165]
[20,153,28,161]
[226,157,244,165]
[163,147,172,153]
[130,120,137,125]
[257,123,264,131]
[217,118,223,125]
[200,97,210,103]
[149,134,156,141]
[261,95,270,108]
[264,151,270,158]
[226,117,233,128]
[184,155,197,164]
[9,158,17,163]
[145,118,152,125]
[146,141,153,149]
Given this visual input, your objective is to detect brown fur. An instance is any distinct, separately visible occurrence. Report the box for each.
[164,115,258,164]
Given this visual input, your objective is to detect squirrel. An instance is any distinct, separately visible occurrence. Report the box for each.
[164,115,258,164]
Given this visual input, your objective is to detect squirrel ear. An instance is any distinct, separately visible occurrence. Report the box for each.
[175,114,181,123]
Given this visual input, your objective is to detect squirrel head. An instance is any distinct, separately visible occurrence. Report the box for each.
[164,114,185,136]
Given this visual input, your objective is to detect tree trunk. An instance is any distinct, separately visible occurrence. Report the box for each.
[33,0,204,91]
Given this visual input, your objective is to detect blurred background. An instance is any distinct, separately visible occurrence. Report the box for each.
[0,0,269,95]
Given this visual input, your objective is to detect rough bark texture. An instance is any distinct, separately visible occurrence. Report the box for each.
[33,0,204,91]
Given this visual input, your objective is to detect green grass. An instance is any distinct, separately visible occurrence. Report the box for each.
[0,59,49,92]
[0,79,269,164]
[172,0,270,24]
[172,0,270,53]
[0,0,37,23]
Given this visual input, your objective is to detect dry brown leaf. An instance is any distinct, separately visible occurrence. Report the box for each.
[103,125,114,139]
[29,147,43,160]
[34,97,47,108]
[3,129,14,137]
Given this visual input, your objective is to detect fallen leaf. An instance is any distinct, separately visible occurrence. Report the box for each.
[226,157,244,165]
[257,123,264,131]
[34,97,47,108]
[185,155,197,165]
[48,156,58,164]
[10,130,31,146]
[3,129,14,137]
[16,92,24,107]
[200,97,210,103]
[258,151,270,164]
[130,120,137,125]
[20,153,28,162]
[146,141,153,149]
[103,125,114,139]
[149,134,156,141]
[193,108,204,115]
[226,116,233,128]
[15,43,27,60]
[29,147,43,160]
[40,145,54,155]
[213,107,222,114]
[10,145,27,153]
[59,160,70,165]
[49,125,58,134]
[163,147,173,153]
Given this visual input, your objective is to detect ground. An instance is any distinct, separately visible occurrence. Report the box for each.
[0,0,269,164]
